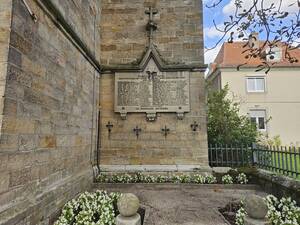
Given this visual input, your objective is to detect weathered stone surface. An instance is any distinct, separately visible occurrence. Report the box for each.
[115,69,190,114]
[244,195,268,219]
[100,0,204,65]
[0,0,208,224]
[118,193,140,217]
[0,171,9,193]
[255,169,300,205]
[116,214,141,225]
[244,216,271,225]
[100,72,208,166]
[99,0,207,168]
[0,0,100,224]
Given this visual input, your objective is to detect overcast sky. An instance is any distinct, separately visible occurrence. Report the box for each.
[203,0,299,64]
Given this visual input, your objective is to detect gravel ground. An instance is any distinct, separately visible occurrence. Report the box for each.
[94,184,267,225]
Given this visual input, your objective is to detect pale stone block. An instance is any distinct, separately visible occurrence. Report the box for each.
[116,214,141,225]
[177,165,212,172]
[212,167,232,174]
[245,216,271,225]
[100,165,126,172]
[0,171,9,193]
[141,165,178,172]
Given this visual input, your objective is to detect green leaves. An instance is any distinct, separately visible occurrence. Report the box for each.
[207,84,258,145]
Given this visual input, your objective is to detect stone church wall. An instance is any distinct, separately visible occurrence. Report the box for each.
[99,0,208,168]
[0,1,13,139]
[100,0,204,65]
[0,0,101,224]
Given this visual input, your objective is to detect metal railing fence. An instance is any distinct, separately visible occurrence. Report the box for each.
[209,144,300,179]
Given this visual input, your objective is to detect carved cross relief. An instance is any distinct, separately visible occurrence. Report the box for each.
[145,7,158,44]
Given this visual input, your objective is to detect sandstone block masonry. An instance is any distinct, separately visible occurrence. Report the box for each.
[99,0,208,169]
[100,0,204,65]
[0,0,209,224]
[0,0,101,224]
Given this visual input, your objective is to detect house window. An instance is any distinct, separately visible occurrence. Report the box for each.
[246,77,265,92]
[249,110,267,131]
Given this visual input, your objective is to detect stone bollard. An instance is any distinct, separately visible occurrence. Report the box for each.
[116,193,141,225]
[244,194,271,225]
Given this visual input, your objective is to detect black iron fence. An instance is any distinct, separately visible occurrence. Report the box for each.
[208,144,300,179]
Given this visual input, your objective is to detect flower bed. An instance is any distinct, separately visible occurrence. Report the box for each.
[220,195,300,225]
[96,172,249,185]
[54,190,121,225]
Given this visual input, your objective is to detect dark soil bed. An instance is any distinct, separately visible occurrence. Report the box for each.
[218,201,242,225]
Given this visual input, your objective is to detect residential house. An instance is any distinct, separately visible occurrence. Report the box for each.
[207,39,300,146]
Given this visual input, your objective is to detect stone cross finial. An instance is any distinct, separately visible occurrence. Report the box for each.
[145,7,158,44]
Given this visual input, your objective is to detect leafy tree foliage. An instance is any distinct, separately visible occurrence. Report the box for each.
[207,84,258,145]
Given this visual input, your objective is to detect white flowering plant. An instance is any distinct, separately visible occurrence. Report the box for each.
[193,174,206,184]
[265,195,300,225]
[144,175,156,183]
[175,174,192,183]
[234,195,300,225]
[237,173,248,184]
[133,172,145,183]
[170,175,182,183]
[155,175,168,183]
[97,172,247,185]
[54,190,121,225]
[235,202,247,225]
[205,174,218,184]
[222,174,234,184]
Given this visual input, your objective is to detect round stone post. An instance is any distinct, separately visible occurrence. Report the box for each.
[116,193,141,225]
[244,195,271,225]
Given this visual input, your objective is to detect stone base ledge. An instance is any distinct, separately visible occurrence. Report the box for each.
[212,167,232,174]
[116,214,141,225]
[245,216,271,225]
[99,165,212,173]
[257,169,300,188]
[255,169,300,205]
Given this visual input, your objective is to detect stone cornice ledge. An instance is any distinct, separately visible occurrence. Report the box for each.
[100,165,212,172]
[101,44,207,73]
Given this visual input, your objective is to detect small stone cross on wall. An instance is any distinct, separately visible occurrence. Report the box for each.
[145,7,158,44]
[133,126,142,139]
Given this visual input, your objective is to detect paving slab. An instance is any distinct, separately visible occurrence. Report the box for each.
[95,184,267,225]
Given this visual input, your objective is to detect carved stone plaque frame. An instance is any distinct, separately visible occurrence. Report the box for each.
[114,58,190,120]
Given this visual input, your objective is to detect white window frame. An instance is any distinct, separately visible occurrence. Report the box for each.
[249,110,267,132]
[246,76,266,93]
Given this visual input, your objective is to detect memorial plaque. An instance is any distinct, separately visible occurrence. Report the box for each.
[115,59,190,120]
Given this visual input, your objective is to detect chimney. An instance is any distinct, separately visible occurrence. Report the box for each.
[249,32,259,49]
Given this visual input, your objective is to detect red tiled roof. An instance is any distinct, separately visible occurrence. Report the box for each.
[213,42,300,68]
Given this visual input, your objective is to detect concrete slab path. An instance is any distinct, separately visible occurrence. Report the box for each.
[95,184,267,225]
